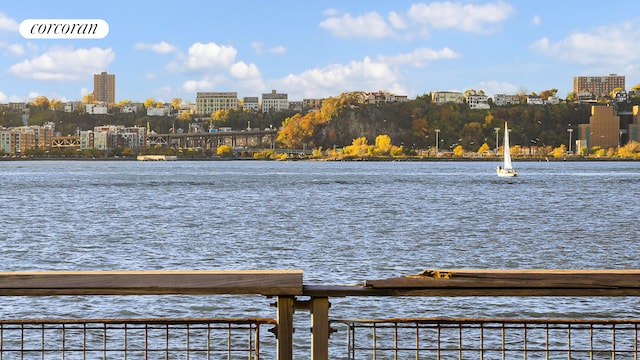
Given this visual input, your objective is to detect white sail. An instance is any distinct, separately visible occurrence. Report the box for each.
[503,122,512,170]
[497,122,517,177]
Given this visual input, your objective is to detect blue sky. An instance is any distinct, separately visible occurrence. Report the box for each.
[1,1,639,104]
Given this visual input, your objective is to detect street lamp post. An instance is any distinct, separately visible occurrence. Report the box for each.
[434,129,440,156]
[494,127,500,154]
[567,128,573,154]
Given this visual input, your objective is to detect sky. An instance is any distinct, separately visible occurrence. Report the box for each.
[1,1,639,105]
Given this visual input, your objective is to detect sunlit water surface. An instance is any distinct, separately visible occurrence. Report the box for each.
[1,160,639,323]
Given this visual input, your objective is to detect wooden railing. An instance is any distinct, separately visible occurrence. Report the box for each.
[1,269,639,359]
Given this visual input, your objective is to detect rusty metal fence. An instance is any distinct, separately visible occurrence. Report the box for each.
[0,318,277,359]
[332,318,640,359]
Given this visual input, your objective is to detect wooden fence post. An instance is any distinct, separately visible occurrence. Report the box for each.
[277,296,295,360]
[311,297,329,360]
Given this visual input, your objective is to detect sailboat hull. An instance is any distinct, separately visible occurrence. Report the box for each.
[497,166,517,177]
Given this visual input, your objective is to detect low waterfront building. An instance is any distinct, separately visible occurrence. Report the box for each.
[0,123,54,155]
[80,125,146,151]
[577,106,620,149]
[628,105,640,143]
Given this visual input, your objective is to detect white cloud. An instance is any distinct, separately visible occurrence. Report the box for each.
[269,46,286,54]
[9,47,115,80]
[388,11,407,30]
[251,42,285,55]
[134,41,177,54]
[251,41,263,54]
[0,13,19,32]
[407,1,514,33]
[230,61,261,80]
[379,47,459,67]
[320,2,513,39]
[0,91,6,103]
[184,42,237,71]
[320,11,394,38]
[476,80,520,98]
[531,15,541,26]
[231,61,266,92]
[8,43,24,55]
[275,57,403,99]
[182,78,215,93]
[531,22,640,66]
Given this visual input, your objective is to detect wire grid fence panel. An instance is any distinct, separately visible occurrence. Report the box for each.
[0,318,277,359]
[332,318,640,360]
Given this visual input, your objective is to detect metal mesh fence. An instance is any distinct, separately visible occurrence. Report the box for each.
[333,318,640,359]
[0,318,277,359]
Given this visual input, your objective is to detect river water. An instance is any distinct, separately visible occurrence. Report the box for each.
[1,159,639,323]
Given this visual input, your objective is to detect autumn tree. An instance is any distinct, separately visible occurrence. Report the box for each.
[374,134,392,155]
[552,144,567,158]
[477,143,491,154]
[343,137,370,157]
[617,141,640,158]
[539,89,558,100]
[82,93,95,104]
[31,96,50,110]
[217,145,232,157]
[144,98,156,108]
[171,98,182,110]
[49,99,63,111]
[453,145,465,157]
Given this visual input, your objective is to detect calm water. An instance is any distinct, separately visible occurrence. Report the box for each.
[1,159,639,322]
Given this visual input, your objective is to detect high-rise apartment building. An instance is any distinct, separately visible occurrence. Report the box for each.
[573,74,625,98]
[261,90,288,113]
[196,92,238,115]
[93,71,116,104]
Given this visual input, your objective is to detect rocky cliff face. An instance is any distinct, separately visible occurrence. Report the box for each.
[313,106,407,148]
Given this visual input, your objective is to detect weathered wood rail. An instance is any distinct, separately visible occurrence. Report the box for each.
[1,269,639,359]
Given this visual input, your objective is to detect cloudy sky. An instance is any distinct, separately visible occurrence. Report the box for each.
[1,1,639,104]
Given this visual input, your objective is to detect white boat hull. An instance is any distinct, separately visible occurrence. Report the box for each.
[497,166,517,177]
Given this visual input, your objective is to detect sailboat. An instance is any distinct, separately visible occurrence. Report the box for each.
[496,122,518,177]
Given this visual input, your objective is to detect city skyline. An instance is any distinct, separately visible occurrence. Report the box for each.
[1,1,640,104]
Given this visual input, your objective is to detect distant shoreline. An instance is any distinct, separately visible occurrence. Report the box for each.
[1,156,638,162]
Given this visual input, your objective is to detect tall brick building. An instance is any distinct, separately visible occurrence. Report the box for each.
[93,71,116,104]
[573,74,625,98]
